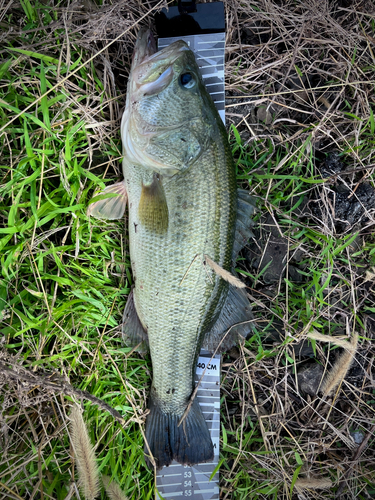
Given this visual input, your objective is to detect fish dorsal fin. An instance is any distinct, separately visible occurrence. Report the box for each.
[202,284,254,353]
[87,181,127,220]
[138,174,169,233]
[232,188,256,261]
[122,288,149,353]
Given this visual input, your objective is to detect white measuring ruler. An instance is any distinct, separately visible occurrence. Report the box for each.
[158,33,226,124]
[156,29,225,500]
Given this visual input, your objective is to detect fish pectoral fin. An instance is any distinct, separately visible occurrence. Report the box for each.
[202,284,254,353]
[87,181,127,220]
[138,174,168,233]
[204,255,245,289]
[122,288,149,353]
[232,188,256,261]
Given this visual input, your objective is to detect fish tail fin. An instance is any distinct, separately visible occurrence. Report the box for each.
[144,397,214,469]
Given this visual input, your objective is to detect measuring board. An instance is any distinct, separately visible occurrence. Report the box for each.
[156,25,225,500]
[158,32,226,123]
[156,352,221,500]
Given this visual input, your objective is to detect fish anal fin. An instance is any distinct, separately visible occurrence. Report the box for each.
[202,285,254,353]
[138,174,168,233]
[87,181,127,220]
[122,289,148,353]
[233,188,256,261]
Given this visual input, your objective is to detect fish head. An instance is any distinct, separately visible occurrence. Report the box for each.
[121,29,218,176]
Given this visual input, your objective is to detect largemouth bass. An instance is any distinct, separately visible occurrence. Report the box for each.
[88,29,255,469]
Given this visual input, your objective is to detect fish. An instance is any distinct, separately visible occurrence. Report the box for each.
[87,28,256,469]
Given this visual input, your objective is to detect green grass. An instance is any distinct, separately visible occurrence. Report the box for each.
[1,1,375,499]
[0,7,153,497]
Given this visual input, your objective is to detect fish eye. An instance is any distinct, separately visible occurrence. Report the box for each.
[179,72,195,89]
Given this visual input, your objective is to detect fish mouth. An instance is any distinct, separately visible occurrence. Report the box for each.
[132,28,157,69]
[131,30,190,96]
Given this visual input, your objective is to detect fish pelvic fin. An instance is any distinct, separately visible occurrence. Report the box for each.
[122,288,148,353]
[87,181,127,220]
[144,396,214,470]
[138,174,169,234]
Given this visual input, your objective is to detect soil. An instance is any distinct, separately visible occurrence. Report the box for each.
[245,213,304,284]
[310,152,375,232]
[297,362,324,397]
